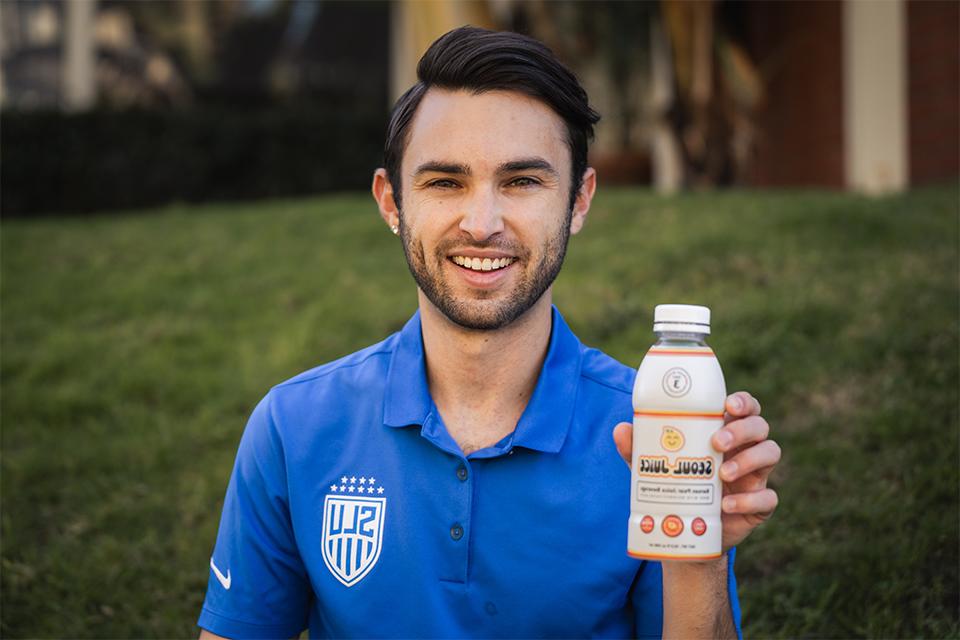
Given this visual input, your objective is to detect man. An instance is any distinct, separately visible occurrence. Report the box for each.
[198,26,780,639]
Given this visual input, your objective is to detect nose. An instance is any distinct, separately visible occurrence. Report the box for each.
[458,187,504,242]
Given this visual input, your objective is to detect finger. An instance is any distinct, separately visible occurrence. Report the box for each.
[724,392,761,422]
[612,422,632,467]
[722,488,779,516]
[719,439,782,482]
[713,415,770,453]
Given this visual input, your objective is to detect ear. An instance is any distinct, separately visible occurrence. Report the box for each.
[569,167,596,236]
[372,168,400,230]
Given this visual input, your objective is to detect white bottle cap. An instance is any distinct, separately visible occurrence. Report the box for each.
[653,304,711,335]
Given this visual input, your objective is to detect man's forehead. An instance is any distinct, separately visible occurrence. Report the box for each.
[403,88,570,172]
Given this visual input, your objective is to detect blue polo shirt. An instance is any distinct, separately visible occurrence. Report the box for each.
[199,308,742,638]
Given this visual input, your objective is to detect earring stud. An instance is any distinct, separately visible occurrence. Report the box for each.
[390,224,399,235]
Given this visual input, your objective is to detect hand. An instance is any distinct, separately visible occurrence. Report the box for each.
[612,391,781,551]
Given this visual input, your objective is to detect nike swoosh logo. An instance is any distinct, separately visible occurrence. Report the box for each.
[210,557,231,590]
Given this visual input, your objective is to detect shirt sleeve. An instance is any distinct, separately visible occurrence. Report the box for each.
[630,548,743,640]
[198,391,311,639]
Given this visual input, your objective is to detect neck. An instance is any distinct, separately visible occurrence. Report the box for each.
[418,291,554,455]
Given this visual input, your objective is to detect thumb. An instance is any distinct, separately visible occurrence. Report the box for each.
[612,422,633,468]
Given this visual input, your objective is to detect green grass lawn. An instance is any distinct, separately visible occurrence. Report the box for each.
[2,186,958,638]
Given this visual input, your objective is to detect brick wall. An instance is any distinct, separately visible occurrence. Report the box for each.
[741,1,845,188]
[907,0,960,185]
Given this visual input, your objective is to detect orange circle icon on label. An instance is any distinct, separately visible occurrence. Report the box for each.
[660,426,685,452]
[662,515,684,537]
[692,517,707,536]
[640,515,655,533]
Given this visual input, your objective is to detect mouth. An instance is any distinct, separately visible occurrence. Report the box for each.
[450,255,517,272]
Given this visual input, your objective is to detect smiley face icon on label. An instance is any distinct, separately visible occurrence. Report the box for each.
[660,426,685,452]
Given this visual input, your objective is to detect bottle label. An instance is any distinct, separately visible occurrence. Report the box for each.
[633,415,722,506]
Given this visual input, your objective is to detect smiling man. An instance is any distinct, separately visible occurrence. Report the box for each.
[198,27,780,639]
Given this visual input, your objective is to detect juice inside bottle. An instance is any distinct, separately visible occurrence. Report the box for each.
[628,304,726,560]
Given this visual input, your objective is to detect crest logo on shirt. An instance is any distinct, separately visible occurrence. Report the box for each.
[321,475,386,587]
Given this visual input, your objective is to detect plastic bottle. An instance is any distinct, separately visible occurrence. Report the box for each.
[627,304,726,561]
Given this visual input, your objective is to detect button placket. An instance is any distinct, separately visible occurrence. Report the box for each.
[437,456,473,583]
[452,461,469,544]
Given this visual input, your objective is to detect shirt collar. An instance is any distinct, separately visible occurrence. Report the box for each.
[382,310,433,428]
[382,306,583,455]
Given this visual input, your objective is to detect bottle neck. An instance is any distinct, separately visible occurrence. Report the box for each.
[654,331,709,347]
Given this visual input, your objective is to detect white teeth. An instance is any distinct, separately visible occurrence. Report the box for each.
[451,256,515,272]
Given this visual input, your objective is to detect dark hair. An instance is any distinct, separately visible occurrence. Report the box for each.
[383,26,600,210]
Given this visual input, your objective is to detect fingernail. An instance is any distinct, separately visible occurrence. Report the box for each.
[723,497,737,511]
[716,430,733,449]
[730,395,743,411]
[721,461,738,479]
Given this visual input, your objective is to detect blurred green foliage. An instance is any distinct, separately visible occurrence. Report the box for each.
[1,106,386,216]
[1,186,957,637]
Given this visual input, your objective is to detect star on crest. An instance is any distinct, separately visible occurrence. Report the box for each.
[333,473,382,495]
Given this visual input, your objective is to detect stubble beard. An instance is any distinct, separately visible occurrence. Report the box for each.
[398,209,573,331]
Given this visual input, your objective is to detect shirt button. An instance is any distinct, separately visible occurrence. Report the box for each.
[450,523,464,541]
[456,465,468,482]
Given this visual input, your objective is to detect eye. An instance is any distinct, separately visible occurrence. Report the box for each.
[427,178,460,189]
[508,176,541,188]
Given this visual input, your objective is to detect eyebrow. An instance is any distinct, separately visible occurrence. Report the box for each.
[496,157,559,178]
[412,157,559,179]
[413,161,471,177]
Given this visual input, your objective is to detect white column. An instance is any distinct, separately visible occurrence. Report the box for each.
[389,0,494,104]
[63,0,97,112]
[843,0,907,193]
[649,16,682,194]
[389,1,414,105]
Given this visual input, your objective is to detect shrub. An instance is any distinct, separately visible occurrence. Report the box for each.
[1,106,387,216]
